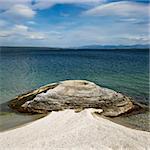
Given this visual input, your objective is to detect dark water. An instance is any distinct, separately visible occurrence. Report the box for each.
[0,48,149,131]
[0,48,149,105]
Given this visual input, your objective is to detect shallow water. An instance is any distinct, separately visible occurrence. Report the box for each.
[0,48,149,131]
[0,112,45,132]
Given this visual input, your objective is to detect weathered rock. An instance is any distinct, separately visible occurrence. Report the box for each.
[8,80,142,117]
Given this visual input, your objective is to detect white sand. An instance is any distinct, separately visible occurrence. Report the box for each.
[0,109,150,150]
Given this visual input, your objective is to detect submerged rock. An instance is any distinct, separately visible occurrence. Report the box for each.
[9,80,143,117]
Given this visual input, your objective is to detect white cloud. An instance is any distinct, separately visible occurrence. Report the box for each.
[14,24,29,32]
[0,0,104,22]
[0,1,149,47]
[1,22,149,47]
[122,36,149,44]
[0,24,46,40]
[0,0,31,10]
[2,4,36,19]
[27,32,46,40]
[84,1,149,18]
[0,31,11,37]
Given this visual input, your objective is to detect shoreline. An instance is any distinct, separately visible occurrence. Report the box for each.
[98,111,150,132]
[0,112,46,132]
[0,109,149,132]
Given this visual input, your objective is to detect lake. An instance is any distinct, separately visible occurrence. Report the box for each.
[0,48,149,131]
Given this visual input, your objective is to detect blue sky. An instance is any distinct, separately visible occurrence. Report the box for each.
[0,0,149,47]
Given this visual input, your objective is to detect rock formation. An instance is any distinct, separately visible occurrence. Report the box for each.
[9,80,143,117]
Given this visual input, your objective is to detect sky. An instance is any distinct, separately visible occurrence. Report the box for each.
[0,0,149,47]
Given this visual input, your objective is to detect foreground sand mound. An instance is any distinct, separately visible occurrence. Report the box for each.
[0,109,149,150]
[9,80,143,117]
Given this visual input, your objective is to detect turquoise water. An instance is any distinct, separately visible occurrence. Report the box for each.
[0,48,149,131]
[0,48,149,105]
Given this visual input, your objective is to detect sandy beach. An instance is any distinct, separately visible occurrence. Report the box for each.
[0,109,149,150]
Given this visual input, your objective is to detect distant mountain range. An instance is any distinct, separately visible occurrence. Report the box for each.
[77,44,149,49]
